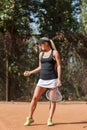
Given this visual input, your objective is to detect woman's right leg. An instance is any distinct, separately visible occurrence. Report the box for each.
[24,86,46,125]
[28,86,46,118]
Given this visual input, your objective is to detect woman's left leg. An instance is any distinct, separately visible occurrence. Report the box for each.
[47,89,56,126]
[48,101,56,120]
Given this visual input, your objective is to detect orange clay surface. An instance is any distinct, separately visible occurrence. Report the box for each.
[0,101,87,130]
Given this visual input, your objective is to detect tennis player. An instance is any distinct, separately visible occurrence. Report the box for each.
[24,37,62,126]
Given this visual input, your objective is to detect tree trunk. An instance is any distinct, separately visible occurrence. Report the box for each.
[6,55,9,101]
[4,36,9,101]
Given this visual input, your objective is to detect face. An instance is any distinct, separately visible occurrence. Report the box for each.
[38,42,49,51]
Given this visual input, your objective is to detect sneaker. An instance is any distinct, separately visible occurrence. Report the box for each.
[47,119,53,126]
[24,117,34,126]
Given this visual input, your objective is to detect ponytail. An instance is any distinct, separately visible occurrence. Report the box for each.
[50,39,57,50]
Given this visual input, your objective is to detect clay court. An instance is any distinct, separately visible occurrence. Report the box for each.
[0,101,87,130]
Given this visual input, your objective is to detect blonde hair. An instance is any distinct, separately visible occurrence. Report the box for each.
[41,37,57,50]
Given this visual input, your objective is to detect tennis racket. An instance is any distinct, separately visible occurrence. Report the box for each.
[46,87,62,102]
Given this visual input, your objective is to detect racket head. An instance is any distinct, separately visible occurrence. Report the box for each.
[46,87,62,102]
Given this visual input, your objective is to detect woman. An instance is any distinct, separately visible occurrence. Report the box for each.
[24,37,62,126]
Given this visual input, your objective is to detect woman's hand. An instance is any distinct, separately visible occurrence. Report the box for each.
[24,71,31,77]
[57,78,62,87]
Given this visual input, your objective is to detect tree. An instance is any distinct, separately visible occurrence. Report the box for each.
[0,0,38,101]
[0,0,37,54]
[53,32,87,100]
[35,0,80,37]
[80,0,87,34]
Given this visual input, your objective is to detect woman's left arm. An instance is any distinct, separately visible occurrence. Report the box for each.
[53,50,62,86]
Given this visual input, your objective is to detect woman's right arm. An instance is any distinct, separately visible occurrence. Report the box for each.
[24,52,42,76]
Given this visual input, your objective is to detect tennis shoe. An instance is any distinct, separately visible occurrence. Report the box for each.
[47,119,53,126]
[24,117,34,126]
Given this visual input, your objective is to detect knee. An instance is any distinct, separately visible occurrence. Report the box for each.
[50,102,56,107]
[32,96,38,102]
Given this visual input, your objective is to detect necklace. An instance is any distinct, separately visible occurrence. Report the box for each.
[43,50,52,58]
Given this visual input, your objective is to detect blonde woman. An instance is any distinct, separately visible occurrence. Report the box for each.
[24,37,62,126]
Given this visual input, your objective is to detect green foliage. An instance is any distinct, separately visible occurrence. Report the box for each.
[80,0,87,34]
[0,0,87,101]
[0,0,38,35]
[35,0,80,37]
[0,31,39,101]
[0,0,39,101]
[53,32,87,100]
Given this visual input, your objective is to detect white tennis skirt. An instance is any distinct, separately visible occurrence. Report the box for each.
[37,79,58,89]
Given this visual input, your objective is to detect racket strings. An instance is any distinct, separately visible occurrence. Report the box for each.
[46,87,62,102]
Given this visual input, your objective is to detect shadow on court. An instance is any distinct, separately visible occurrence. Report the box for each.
[54,121,87,125]
[0,102,87,130]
